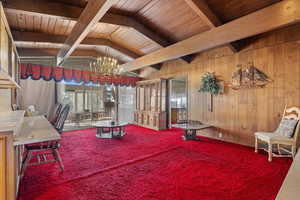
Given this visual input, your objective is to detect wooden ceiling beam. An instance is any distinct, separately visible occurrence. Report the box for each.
[102,14,193,64]
[184,0,238,52]
[3,0,192,64]
[3,0,167,45]
[185,0,222,28]
[18,47,126,65]
[18,48,103,57]
[56,0,117,65]
[12,30,139,59]
[121,0,300,71]
[3,0,81,20]
[102,13,170,47]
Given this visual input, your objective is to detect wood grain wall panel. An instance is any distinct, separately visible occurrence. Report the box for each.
[137,0,210,41]
[148,24,300,147]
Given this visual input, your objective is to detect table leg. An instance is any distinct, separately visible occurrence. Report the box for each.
[122,126,126,136]
[182,129,200,141]
[182,130,188,140]
[191,130,200,141]
[110,127,113,138]
[96,126,126,139]
[117,127,121,137]
[112,127,123,138]
[96,128,101,138]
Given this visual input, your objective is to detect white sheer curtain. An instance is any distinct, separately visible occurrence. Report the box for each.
[19,79,56,117]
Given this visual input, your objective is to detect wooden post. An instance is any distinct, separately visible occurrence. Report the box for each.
[208,93,213,112]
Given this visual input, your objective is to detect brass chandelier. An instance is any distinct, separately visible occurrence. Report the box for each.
[90,48,122,76]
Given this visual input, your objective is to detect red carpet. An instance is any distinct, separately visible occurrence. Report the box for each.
[19,125,291,200]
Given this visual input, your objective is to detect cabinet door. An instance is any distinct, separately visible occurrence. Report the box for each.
[161,81,166,112]
[0,136,7,200]
[150,85,156,111]
[0,134,16,200]
[140,88,144,110]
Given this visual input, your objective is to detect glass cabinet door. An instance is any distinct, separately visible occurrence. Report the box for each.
[118,87,136,123]
[169,76,188,125]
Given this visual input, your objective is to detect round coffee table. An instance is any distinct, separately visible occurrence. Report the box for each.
[93,121,128,139]
[172,123,212,141]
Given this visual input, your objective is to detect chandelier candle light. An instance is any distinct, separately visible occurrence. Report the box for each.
[90,56,123,76]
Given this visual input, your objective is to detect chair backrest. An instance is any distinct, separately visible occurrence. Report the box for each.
[54,104,70,134]
[11,104,19,111]
[50,104,63,125]
[282,106,300,145]
[282,105,300,120]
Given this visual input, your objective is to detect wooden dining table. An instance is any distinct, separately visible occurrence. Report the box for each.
[14,115,61,145]
[0,111,61,199]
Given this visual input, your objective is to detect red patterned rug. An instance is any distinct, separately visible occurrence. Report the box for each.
[18,125,291,200]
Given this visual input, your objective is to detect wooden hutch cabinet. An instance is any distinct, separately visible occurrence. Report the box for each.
[0,3,20,91]
[134,79,168,130]
[0,2,21,199]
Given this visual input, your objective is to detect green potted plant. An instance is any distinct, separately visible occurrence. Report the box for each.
[199,72,222,96]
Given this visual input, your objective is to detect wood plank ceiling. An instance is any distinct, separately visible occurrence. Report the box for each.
[122,0,299,71]
[3,0,282,70]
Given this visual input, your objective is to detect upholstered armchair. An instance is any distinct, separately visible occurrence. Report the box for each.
[255,106,300,162]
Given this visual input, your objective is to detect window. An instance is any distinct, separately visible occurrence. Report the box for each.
[65,91,75,113]
[64,90,104,113]
[76,92,84,113]
[88,90,104,112]
[85,92,89,111]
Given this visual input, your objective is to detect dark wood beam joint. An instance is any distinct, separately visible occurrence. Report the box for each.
[150,63,163,70]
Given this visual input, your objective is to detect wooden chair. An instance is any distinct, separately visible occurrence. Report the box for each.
[21,104,70,177]
[255,106,300,162]
[11,104,19,111]
[49,103,63,125]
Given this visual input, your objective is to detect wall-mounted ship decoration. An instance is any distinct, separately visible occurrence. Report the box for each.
[230,62,272,90]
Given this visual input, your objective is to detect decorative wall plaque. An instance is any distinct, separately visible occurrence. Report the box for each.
[230,62,272,90]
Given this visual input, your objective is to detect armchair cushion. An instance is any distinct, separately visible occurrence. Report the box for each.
[275,119,298,138]
[255,132,294,144]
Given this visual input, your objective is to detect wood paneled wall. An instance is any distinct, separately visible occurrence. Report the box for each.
[148,24,300,146]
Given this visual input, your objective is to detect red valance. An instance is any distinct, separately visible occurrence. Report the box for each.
[20,64,142,87]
